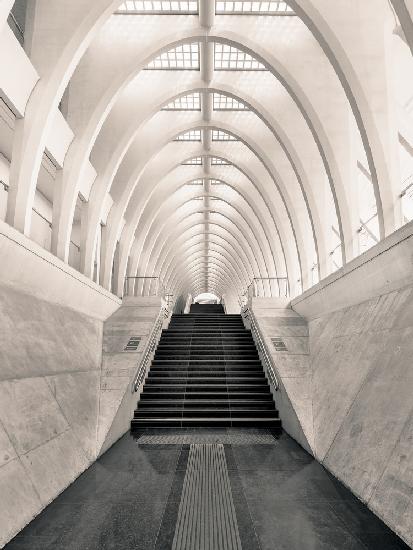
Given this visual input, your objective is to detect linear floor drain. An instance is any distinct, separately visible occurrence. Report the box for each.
[137,433,276,445]
[172,444,242,550]
[137,430,277,445]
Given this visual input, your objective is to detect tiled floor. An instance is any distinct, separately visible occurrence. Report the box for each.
[5,429,410,550]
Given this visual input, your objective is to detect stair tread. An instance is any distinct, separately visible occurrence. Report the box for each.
[131,309,280,431]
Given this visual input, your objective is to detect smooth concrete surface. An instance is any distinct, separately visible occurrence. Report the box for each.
[253,274,413,546]
[0,284,103,547]
[288,227,413,546]
[292,220,413,320]
[0,288,163,547]
[0,219,120,321]
[4,429,409,550]
[97,296,163,456]
[309,287,413,547]
[249,297,313,455]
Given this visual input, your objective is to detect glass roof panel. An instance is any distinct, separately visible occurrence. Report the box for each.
[212,130,238,141]
[211,157,231,165]
[163,93,201,110]
[146,43,199,70]
[213,93,249,110]
[174,130,202,141]
[214,44,266,70]
[215,0,294,14]
[182,157,203,165]
[117,0,198,13]
[186,178,204,185]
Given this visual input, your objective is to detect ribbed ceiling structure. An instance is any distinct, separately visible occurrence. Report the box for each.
[1,0,413,310]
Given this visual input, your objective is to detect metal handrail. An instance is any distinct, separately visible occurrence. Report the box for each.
[124,276,166,298]
[241,306,279,391]
[244,277,289,299]
[132,306,169,392]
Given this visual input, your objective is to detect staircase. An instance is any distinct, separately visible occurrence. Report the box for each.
[131,304,281,429]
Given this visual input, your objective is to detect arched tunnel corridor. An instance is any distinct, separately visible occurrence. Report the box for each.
[0,0,412,548]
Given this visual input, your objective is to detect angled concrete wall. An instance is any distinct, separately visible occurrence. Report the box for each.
[0,224,121,547]
[248,297,313,455]
[290,222,413,547]
[97,296,163,456]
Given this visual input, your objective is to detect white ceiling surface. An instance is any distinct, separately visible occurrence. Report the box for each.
[2,0,413,308]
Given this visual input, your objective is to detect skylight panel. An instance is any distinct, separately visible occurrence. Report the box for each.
[186,179,204,185]
[212,130,238,141]
[209,178,227,185]
[213,93,249,110]
[182,157,203,165]
[146,43,199,70]
[163,93,201,110]
[211,157,231,165]
[214,44,266,70]
[117,0,198,13]
[216,1,293,13]
[174,130,202,141]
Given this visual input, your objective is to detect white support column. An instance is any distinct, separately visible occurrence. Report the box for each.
[201,90,212,122]
[199,0,215,29]
[202,127,212,152]
[200,39,214,84]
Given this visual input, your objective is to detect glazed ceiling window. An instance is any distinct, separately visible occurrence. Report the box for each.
[182,157,203,165]
[211,157,231,165]
[214,44,266,70]
[174,130,202,141]
[186,179,204,185]
[146,43,199,69]
[209,178,227,184]
[212,130,238,141]
[215,0,293,14]
[117,0,198,13]
[213,93,249,110]
[162,93,201,110]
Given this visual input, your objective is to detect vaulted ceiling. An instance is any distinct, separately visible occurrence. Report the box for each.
[1,0,413,310]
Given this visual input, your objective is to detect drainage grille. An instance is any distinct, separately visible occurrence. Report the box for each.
[124,336,141,351]
[271,337,288,351]
[172,444,242,550]
[137,430,277,445]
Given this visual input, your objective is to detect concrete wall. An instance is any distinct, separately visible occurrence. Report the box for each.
[249,298,313,455]
[306,286,413,547]
[0,222,121,547]
[288,223,413,547]
[97,296,163,456]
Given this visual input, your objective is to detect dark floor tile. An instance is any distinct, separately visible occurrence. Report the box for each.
[247,498,365,550]
[232,442,312,471]
[9,499,166,550]
[225,446,262,550]
[238,463,355,503]
[357,532,411,549]
[327,498,411,549]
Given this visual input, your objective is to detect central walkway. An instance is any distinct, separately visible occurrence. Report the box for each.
[5,429,408,549]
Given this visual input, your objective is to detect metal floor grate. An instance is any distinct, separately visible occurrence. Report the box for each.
[137,429,277,445]
[172,444,242,550]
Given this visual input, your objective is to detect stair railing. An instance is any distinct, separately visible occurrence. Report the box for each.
[246,277,289,299]
[132,306,170,393]
[241,307,280,391]
[124,276,166,299]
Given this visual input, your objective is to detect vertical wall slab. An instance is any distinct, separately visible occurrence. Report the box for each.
[248,297,314,454]
[0,223,120,547]
[96,296,163,456]
[291,222,413,547]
